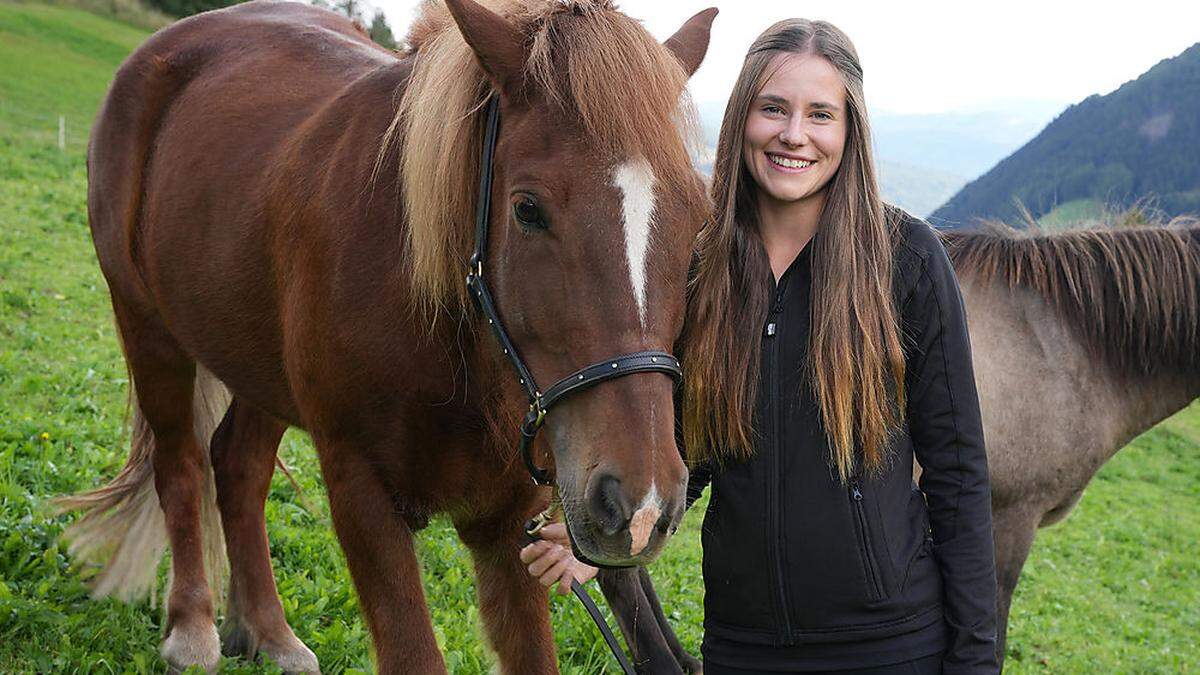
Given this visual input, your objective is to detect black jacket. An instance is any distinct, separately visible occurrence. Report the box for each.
[685,213,998,673]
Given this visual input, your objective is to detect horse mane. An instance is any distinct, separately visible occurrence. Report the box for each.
[942,219,1200,380]
[390,0,698,314]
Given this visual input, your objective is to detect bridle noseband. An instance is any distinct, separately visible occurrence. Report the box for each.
[465,97,683,487]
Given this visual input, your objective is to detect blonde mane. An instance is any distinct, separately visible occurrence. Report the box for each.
[391,0,699,313]
[943,220,1200,380]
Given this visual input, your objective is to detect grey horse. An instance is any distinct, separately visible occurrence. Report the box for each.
[600,220,1200,673]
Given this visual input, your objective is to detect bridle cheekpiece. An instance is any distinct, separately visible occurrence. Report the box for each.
[464,97,684,486]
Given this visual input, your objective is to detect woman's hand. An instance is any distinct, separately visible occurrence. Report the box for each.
[519,522,599,595]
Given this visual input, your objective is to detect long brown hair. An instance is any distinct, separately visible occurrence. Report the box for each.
[682,18,905,482]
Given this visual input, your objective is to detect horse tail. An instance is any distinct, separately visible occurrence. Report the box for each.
[56,367,231,606]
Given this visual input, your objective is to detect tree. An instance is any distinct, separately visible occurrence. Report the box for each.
[369,9,398,50]
[335,0,363,24]
[146,0,240,17]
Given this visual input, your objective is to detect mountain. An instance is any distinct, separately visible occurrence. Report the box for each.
[932,43,1200,227]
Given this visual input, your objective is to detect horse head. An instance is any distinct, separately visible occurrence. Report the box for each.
[445,0,716,566]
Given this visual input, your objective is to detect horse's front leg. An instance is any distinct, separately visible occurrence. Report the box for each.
[598,567,688,674]
[457,514,558,675]
[316,441,446,674]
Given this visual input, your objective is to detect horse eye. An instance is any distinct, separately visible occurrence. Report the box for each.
[512,196,547,230]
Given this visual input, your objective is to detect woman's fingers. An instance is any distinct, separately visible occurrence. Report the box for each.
[538,522,571,546]
[519,524,599,595]
[573,561,600,586]
[519,540,550,565]
[557,567,576,596]
[527,544,566,578]
[539,554,572,588]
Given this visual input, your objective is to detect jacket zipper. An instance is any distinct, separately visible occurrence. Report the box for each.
[765,286,794,644]
[850,482,885,600]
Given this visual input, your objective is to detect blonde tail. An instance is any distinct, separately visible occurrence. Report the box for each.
[56,367,231,607]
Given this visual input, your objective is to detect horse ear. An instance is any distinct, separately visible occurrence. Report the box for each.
[663,7,718,78]
[444,0,526,97]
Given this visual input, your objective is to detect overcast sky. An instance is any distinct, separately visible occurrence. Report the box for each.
[372,0,1199,115]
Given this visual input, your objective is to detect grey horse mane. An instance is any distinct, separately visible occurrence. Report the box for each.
[941,220,1200,380]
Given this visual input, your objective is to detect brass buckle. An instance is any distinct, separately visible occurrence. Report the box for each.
[525,505,556,538]
[527,395,546,428]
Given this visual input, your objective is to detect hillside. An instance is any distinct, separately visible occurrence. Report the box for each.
[932,42,1200,227]
[0,2,148,153]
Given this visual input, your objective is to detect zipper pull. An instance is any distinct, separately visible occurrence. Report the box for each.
[850,483,863,501]
[764,322,777,337]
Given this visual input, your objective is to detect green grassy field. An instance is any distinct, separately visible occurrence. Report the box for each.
[1,3,1197,672]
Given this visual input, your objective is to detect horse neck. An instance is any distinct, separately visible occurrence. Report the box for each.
[964,281,1196,497]
[1114,372,1199,447]
[1114,229,1200,444]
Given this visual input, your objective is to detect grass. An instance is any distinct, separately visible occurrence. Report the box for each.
[1038,198,1105,230]
[1,3,1197,672]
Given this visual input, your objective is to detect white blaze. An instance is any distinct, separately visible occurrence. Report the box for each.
[613,158,656,328]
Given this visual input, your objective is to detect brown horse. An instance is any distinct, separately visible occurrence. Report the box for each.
[598,220,1200,672]
[58,0,717,671]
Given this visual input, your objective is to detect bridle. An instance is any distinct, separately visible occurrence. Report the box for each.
[464,97,682,674]
[465,97,683,488]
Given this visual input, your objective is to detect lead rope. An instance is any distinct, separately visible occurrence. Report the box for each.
[525,507,637,675]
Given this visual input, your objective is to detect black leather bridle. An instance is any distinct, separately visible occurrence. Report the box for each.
[465,97,683,487]
[465,97,682,674]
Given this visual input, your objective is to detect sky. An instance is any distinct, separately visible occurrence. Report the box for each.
[371,0,1200,115]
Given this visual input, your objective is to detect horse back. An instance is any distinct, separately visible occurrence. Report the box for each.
[87,0,428,426]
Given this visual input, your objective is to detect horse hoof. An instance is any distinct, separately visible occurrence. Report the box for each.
[260,634,320,674]
[222,618,319,674]
[161,621,220,673]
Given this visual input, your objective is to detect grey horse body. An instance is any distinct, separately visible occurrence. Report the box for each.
[962,279,1199,655]
[602,223,1200,672]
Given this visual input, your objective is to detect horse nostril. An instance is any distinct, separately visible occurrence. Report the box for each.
[657,513,675,536]
[588,473,631,536]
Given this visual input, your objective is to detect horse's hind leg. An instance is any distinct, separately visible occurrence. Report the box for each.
[113,299,222,672]
[211,398,318,673]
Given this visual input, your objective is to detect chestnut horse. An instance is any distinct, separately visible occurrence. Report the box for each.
[60,0,716,671]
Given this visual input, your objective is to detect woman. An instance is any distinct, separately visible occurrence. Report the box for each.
[521,18,998,674]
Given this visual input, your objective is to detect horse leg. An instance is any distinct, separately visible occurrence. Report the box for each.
[316,442,445,673]
[211,398,318,673]
[113,300,221,672]
[991,505,1040,665]
[637,566,703,673]
[456,516,557,674]
[597,567,684,674]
